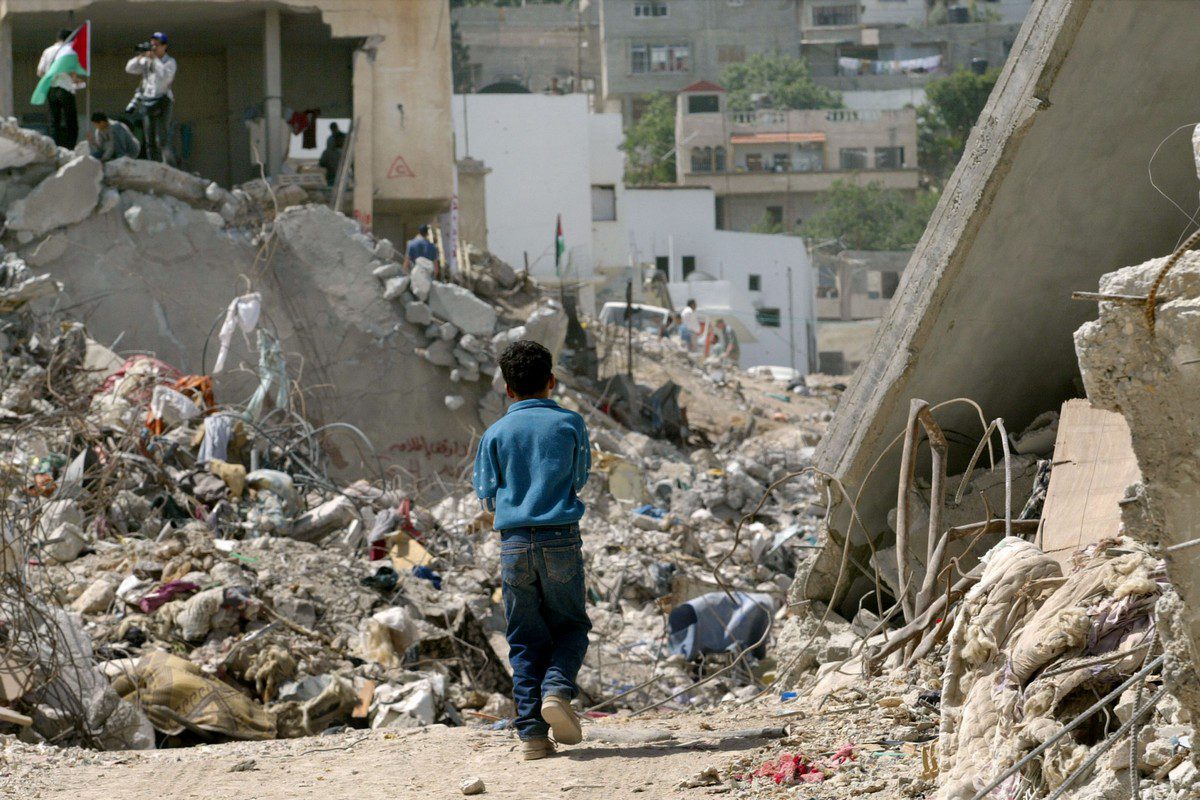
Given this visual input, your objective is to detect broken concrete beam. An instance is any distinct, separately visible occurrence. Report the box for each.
[427,283,497,336]
[0,119,57,169]
[5,155,102,235]
[1076,249,1200,724]
[374,261,404,281]
[103,157,212,206]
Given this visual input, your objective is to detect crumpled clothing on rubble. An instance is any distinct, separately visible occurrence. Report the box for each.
[111,651,275,740]
[667,591,776,661]
[936,539,1164,799]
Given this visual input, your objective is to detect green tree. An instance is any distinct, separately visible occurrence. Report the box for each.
[621,93,676,185]
[451,21,473,93]
[719,51,841,113]
[800,180,939,251]
[917,67,1000,183]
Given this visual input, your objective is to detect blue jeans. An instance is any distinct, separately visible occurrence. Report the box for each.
[500,525,591,739]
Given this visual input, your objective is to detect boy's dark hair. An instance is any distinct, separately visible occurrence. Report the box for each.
[58,28,73,41]
[90,111,109,123]
[499,340,553,398]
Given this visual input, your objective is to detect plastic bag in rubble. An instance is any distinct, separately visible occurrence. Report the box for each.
[212,292,262,374]
[25,605,155,750]
[176,586,256,642]
[243,330,287,422]
[149,385,201,427]
[196,413,237,463]
[359,606,419,669]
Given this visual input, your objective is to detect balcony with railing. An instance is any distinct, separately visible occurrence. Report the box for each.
[726,107,902,128]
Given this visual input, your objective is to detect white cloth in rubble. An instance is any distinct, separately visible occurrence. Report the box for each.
[213,292,262,374]
[197,413,236,464]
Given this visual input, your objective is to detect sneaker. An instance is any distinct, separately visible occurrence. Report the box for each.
[522,736,556,761]
[541,695,583,745]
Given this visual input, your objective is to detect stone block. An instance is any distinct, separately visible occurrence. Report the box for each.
[420,339,456,367]
[383,276,411,301]
[427,283,497,336]
[404,300,433,325]
[410,259,434,301]
[5,155,102,235]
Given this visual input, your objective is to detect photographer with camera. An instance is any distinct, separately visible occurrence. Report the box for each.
[124,32,176,163]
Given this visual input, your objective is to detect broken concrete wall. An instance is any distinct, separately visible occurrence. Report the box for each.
[1076,250,1200,724]
[0,128,488,482]
[807,0,1200,612]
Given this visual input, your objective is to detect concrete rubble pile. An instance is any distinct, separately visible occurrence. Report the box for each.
[0,121,838,751]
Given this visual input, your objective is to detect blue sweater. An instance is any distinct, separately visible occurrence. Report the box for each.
[473,398,591,530]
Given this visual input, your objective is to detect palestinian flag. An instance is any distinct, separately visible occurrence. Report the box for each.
[555,214,565,277]
[31,22,90,106]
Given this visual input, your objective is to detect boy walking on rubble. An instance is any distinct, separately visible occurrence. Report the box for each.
[474,340,592,760]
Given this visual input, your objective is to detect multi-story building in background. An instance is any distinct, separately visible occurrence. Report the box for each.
[454,3,602,97]
[674,82,918,232]
[596,0,803,119]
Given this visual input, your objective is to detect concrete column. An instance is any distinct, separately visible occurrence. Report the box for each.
[351,47,375,230]
[262,8,283,176]
[0,15,13,119]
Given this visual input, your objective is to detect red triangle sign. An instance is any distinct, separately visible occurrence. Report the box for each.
[386,155,416,179]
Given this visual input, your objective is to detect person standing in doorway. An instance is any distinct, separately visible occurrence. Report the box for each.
[38,29,85,149]
[125,32,176,162]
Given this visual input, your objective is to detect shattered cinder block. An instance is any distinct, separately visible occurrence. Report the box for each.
[5,155,102,235]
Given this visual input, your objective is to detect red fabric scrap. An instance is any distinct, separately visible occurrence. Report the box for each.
[137,581,200,614]
[747,753,825,785]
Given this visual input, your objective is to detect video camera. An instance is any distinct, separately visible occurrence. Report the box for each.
[134,41,154,52]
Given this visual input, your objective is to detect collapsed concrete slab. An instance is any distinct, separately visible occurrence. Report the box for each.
[102,157,217,207]
[1076,250,1200,722]
[21,184,485,482]
[5,155,102,236]
[806,0,1200,614]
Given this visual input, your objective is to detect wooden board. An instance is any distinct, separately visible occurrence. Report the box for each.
[1038,399,1142,568]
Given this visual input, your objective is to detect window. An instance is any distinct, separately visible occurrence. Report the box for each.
[874,146,904,169]
[795,143,824,172]
[655,256,669,277]
[881,271,901,299]
[813,4,859,26]
[634,2,669,17]
[688,94,720,114]
[728,0,745,6]
[591,185,616,222]
[766,206,783,225]
[691,147,713,173]
[682,256,696,278]
[745,153,764,171]
[630,43,690,74]
[755,307,782,328]
[772,153,792,172]
[839,147,868,170]
[714,146,727,172]
[717,45,746,64]
[748,274,762,292]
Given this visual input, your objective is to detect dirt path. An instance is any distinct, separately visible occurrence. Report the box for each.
[11,709,782,800]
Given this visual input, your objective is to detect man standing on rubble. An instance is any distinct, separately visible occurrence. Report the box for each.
[474,340,592,760]
[37,29,86,148]
[404,224,441,277]
[680,299,701,352]
[124,32,176,163]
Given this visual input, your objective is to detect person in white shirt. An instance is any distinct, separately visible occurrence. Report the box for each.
[679,299,702,352]
[124,31,177,162]
[37,29,85,148]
